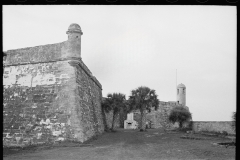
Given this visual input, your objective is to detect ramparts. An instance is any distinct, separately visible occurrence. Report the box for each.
[3,24,104,147]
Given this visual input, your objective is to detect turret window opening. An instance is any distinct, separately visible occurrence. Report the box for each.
[177,89,179,94]
[183,89,185,94]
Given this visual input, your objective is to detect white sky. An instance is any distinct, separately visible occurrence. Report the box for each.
[3,5,236,121]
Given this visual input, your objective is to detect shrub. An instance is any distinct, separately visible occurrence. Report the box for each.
[168,107,192,129]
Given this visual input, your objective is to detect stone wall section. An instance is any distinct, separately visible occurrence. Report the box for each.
[193,121,235,135]
[145,102,189,129]
[3,59,104,146]
[3,61,77,146]
[72,61,104,142]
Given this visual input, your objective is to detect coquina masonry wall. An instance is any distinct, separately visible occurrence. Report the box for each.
[3,24,104,147]
[192,121,235,135]
[145,101,189,129]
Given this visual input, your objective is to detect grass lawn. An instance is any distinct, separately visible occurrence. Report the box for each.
[3,128,236,160]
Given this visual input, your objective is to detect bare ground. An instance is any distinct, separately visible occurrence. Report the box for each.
[3,128,236,160]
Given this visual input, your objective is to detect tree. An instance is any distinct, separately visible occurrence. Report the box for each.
[168,106,192,129]
[128,86,159,131]
[101,99,109,132]
[119,100,129,128]
[101,93,127,131]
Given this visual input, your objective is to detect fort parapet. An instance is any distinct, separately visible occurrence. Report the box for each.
[3,24,104,147]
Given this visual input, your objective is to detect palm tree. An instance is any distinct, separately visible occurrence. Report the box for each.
[101,98,109,131]
[128,86,159,131]
[102,93,126,131]
[119,100,129,128]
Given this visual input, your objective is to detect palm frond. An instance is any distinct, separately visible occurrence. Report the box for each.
[128,86,159,112]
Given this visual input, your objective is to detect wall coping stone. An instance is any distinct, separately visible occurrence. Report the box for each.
[68,59,102,89]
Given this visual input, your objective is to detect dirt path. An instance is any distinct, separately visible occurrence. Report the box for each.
[3,129,235,160]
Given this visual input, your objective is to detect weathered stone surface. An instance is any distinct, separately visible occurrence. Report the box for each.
[3,23,104,147]
[4,42,84,66]
[3,61,76,146]
[192,121,235,135]
[72,61,104,141]
[145,101,189,129]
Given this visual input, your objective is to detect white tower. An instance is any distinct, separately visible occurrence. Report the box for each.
[177,83,186,106]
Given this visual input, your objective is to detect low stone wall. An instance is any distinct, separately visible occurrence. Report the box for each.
[192,121,235,135]
[145,104,184,129]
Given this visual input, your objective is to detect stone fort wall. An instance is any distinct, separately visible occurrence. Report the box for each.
[3,25,104,147]
[130,101,188,129]
[147,101,189,129]
[192,121,235,135]
[146,102,178,129]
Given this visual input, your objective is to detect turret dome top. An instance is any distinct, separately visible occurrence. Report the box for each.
[67,23,82,34]
[177,83,186,88]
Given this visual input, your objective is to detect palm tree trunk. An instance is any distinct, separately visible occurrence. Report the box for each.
[142,108,146,130]
[140,107,146,131]
[111,112,115,130]
[101,106,109,131]
[140,110,143,130]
